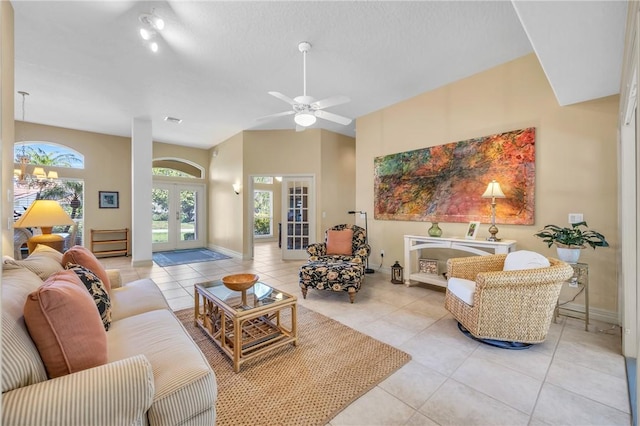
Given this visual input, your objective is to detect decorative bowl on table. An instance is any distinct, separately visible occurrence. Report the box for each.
[221,273,259,292]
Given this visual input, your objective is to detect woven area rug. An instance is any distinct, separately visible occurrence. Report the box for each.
[175,306,411,426]
[152,248,230,267]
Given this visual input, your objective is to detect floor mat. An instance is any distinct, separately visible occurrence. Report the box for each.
[152,248,230,267]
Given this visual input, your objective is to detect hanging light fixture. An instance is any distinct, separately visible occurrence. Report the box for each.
[14,91,59,190]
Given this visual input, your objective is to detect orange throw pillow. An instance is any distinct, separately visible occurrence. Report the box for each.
[62,245,111,292]
[23,270,107,379]
[326,229,354,255]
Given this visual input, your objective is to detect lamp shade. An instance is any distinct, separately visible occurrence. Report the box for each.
[14,200,74,230]
[481,180,506,198]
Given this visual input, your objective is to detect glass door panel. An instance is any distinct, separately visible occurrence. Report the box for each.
[282,177,314,260]
[153,183,205,251]
[152,186,170,250]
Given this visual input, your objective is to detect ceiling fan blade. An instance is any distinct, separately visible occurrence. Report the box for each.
[256,110,294,121]
[311,95,350,110]
[315,110,352,125]
[268,91,296,106]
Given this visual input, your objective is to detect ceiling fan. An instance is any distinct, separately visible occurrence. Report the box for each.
[257,41,352,131]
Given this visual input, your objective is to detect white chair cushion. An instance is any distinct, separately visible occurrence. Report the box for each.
[503,250,550,271]
[447,277,476,306]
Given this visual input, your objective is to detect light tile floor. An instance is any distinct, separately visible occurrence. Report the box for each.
[102,242,631,425]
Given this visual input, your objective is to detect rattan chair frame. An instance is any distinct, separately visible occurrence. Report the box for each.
[444,254,574,344]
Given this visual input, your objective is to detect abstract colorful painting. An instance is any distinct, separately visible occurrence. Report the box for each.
[374,128,535,224]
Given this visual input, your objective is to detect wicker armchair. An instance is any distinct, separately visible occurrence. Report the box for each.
[444,254,574,344]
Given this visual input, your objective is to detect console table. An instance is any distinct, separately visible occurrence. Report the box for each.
[403,235,517,287]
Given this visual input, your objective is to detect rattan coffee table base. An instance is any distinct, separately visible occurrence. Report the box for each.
[195,283,297,372]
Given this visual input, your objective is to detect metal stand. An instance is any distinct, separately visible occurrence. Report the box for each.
[348,210,374,274]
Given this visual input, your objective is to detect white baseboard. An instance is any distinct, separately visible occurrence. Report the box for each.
[131,259,153,268]
[207,244,242,259]
[559,302,619,326]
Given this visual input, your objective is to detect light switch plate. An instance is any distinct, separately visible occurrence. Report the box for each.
[568,213,583,224]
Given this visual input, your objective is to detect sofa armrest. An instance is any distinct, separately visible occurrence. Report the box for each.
[107,269,123,289]
[2,355,154,426]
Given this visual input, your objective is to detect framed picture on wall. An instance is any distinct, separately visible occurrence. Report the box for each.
[418,258,438,275]
[466,221,480,240]
[99,191,119,209]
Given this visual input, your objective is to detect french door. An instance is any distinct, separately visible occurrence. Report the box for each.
[152,183,205,252]
[281,177,315,260]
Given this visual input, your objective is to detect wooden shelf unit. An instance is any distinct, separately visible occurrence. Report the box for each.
[91,228,129,257]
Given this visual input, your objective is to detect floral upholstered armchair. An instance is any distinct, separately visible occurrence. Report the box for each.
[306,224,371,264]
[299,224,371,303]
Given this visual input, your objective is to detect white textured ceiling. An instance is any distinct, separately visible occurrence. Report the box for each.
[12,1,627,149]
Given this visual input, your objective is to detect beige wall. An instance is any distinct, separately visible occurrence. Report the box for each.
[209,129,356,258]
[356,53,619,315]
[320,130,357,230]
[11,123,212,250]
[1,1,14,258]
[209,132,244,254]
[15,122,132,242]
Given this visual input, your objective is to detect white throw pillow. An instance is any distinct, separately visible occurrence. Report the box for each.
[503,250,550,271]
[447,277,476,306]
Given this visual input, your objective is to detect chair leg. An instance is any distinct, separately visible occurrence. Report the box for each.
[301,287,308,299]
[348,292,355,303]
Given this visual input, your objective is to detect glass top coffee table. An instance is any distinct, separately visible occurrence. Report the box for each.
[194,279,297,372]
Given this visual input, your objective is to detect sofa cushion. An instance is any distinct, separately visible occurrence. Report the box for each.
[62,245,111,292]
[447,277,476,306]
[4,251,64,280]
[1,268,48,393]
[326,229,353,255]
[24,270,108,379]
[107,309,217,425]
[32,243,64,264]
[503,250,550,271]
[110,278,170,321]
[66,263,112,331]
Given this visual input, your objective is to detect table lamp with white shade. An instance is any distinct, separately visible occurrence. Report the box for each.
[481,180,506,242]
[14,200,75,253]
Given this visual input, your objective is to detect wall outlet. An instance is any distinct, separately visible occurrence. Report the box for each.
[568,213,583,224]
[380,249,385,257]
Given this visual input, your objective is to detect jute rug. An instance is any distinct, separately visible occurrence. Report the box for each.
[175,305,411,426]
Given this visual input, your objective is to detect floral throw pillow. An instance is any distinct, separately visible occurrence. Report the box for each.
[65,263,112,331]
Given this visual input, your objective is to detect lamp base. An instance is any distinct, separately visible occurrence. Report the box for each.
[27,233,64,254]
[486,224,501,242]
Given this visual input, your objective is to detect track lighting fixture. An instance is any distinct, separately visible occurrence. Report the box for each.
[138,9,164,53]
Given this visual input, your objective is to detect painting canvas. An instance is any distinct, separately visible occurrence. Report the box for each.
[374,128,535,224]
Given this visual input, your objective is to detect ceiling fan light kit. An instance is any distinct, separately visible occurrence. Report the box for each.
[258,41,352,129]
[294,112,316,127]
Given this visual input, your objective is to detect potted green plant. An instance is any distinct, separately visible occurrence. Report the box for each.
[534,221,609,263]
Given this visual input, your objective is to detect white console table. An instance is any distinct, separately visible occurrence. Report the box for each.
[403,235,517,287]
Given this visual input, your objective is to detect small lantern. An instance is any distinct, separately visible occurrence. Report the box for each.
[391,261,404,284]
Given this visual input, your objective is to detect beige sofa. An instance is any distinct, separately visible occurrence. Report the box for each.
[2,255,217,425]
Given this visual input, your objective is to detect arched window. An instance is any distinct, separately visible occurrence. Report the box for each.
[14,142,84,169]
[152,158,204,179]
[13,142,85,254]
